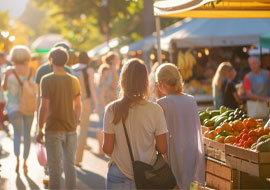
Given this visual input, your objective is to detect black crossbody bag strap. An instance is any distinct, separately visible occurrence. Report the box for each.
[122,120,135,163]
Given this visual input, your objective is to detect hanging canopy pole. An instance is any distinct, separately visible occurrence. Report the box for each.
[155,16,162,64]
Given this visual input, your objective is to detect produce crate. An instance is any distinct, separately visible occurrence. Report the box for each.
[206,157,239,190]
[225,144,270,178]
[204,138,226,162]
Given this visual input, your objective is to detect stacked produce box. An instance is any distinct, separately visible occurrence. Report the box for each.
[200,106,270,151]
[200,106,270,189]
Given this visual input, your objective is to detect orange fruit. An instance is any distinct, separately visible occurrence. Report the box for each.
[208,130,217,139]
[246,120,257,129]
[221,122,232,132]
[224,135,236,143]
[232,120,244,131]
[215,126,223,134]
[216,135,226,143]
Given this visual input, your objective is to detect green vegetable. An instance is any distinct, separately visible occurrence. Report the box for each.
[257,135,270,143]
[204,120,215,127]
[214,116,228,127]
[220,106,228,114]
[256,138,270,152]
[218,130,230,137]
[210,115,220,122]
[220,110,234,117]
[199,112,211,122]
[210,110,220,117]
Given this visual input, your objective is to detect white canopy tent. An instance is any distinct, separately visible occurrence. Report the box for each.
[87,38,121,58]
[154,0,270,63]
[159,18,270,51]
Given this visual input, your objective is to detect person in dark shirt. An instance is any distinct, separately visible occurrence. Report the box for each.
[222,67,242,109]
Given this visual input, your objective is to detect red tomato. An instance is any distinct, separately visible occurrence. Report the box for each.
[244,141,250,148]
[258,127,265,137]
[247,137,254,143]
[264,128,270,135]
[242,129,249,134]
[242,134,248,141]
[250,136,258,142]
[248,130,259,138]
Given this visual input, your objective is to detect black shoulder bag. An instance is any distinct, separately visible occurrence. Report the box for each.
[122,120,177,189]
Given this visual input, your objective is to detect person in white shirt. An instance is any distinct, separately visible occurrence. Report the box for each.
[103,58,168,189]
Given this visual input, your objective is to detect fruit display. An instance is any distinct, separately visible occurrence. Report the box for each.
[201,106,270,152]
[177,50,196,80]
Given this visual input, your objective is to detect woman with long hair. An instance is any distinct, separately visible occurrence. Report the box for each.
[102,58,168,189]
[2,45,35,173]
[155,63,205,189]
[212,62,233,109]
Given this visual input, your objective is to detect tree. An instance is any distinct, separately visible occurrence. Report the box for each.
[19,0,46,37]
[0,11,34,52]
[33,0,143,39]
[30,0,180,51]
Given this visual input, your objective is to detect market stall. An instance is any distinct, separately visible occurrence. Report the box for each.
[158,18,270,110]
[153,0,270,189]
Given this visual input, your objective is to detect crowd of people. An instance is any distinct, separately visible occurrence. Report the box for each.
[1,41,269,190]
[0,42,205,190]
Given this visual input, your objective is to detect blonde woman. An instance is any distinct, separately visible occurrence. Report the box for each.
[212,62,233,109]
[155,63,205,189]
[103,58,168,189]
[2,45,34,173]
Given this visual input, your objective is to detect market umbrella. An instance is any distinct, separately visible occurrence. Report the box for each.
[31,34,70,54]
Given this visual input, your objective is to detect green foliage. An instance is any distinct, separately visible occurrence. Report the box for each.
[32,0,145,50]
[0,11,34,51]
[31,0,181,51]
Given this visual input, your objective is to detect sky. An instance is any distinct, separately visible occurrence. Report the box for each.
[0,0,28,18]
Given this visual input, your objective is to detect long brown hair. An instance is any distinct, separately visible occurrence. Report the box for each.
[112,58,149,124]
[212,62,233,89]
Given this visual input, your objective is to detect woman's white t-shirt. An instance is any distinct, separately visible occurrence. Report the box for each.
[103,100,168,179]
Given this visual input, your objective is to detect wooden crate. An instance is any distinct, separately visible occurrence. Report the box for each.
[204,138,226,162]
[225,144,270,178]
[206,158,239,190]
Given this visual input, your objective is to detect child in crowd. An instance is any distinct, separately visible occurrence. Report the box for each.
[96,64,110,155]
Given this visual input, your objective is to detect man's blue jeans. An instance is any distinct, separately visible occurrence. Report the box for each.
[45,132,77,190]
[8,111,34,159]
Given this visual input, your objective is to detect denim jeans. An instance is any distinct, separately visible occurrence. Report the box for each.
[45,132,77,190]
[99,113,104,129]
[107,163,136,190]
[8,111,34,159]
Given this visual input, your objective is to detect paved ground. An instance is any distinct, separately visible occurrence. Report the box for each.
[0,114,109,190]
